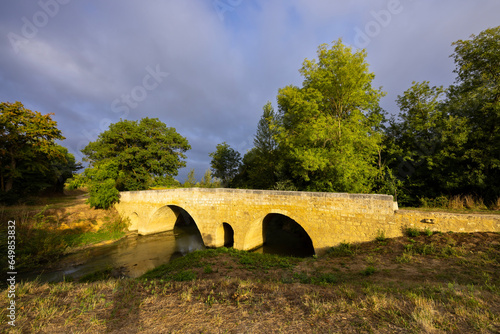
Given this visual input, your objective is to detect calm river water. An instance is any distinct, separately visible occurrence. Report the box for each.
[20,227,205,282]
[20,220,314,283]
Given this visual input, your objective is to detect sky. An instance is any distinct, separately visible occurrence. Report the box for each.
[1,0,499,182]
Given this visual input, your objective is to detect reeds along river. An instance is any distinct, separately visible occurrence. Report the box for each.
[19,216,315,283]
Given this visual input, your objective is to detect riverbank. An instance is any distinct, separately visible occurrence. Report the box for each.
[2,231,498,333]
[0,191,129,274]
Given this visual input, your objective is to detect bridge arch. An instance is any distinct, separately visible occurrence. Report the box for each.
[140,205,201,237]
[262,213,315,256]
[242,210,315,256]
[216,222,234,248]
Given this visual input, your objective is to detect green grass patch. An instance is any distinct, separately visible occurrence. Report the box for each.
[172,270,197,281]
[283,271,339,285]
[233,250,296,270]
[327,242,358,257]
[361,266,377,276]
[141,248,224,280]
[141,248,299,281]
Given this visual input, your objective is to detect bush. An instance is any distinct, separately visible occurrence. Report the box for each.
[327,242,357,257]
[419,196,448,208]
[361,266,376,276]
[87,178,120,209]
[405,227,420,237]
[65,173,87,190]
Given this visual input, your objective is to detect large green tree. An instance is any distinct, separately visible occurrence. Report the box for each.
[276,39,386,193]
[82,118,190,192]
[0,101,77,200]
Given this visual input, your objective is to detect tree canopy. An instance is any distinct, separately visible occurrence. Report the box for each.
[383,26,500,205]
[275,39,385,192]
[446,26,500,200]
[82,118,190,192]
[209,142,242,187]
[0,101,78,202]
[218,27,499,208]
[236,102,279,189]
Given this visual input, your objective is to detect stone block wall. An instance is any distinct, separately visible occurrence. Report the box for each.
[115,188,396,255]
[395,210,500,234]
[115,189,500,256]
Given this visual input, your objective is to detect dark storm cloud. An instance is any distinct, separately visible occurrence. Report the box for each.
[1,0,498,181]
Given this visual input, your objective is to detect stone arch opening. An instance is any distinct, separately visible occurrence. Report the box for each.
[144,205,202,240]
[170,205,205,256]
[222,223,234,248]
[260,213,315,257]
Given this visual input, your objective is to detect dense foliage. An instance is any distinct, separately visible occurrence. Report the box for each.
[230,39,387,194]
[0,102,80,203]
[219,27,499,207]
[275,40,385,193]
[384,26,500,205]
[82,118,190,208]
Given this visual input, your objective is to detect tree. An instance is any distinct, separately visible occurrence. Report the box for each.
[384,26,500,205]
[200,169,220,188]
[445,26,500,201]
[85,160,120,209]
[43,145,82,194]
[275,39,385,193]
[237,102,280,189]
[209,142,241,187]
[254,102,279,155]
[384,81,450,204]
[0,101,76,200]
[183,168,198,188]
[82,118,190,192]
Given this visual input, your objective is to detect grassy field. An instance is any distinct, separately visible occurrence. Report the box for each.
[1,230,498,333]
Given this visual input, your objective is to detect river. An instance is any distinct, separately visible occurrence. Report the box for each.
[20,218,314,283]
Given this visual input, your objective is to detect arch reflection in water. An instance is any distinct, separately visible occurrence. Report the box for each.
[255,213,315,257]
[169,206,205,261]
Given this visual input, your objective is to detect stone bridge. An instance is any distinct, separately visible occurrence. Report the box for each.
[114,188,398,255]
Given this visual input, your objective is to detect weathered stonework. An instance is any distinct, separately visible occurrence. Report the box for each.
[114,188,500,255]
[395,210,500,233]
[114,188,395,255]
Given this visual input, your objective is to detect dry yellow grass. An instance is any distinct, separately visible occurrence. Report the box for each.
[1,232,499,333]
